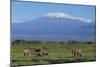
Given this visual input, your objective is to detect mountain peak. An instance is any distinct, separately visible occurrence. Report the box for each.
[44,12,71,18]
[43,12,92,23]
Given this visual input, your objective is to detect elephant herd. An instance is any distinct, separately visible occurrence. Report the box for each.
[22,48,82,57]
[23,48,48,57]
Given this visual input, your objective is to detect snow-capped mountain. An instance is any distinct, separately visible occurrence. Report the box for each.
[43,13,92,23]
[12,12,95,41]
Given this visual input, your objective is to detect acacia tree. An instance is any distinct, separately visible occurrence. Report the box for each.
[85,41,93,44]
[59,41,64,44]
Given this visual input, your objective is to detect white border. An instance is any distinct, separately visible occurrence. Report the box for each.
[0,0,10,67]
[21,62,96,67]
[19,0,96,5]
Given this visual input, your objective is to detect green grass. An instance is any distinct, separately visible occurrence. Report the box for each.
[11,43,96,66]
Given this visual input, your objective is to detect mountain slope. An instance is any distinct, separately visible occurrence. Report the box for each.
[12,13,95,41]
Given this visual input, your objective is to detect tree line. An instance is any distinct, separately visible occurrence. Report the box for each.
[11,39,95,45]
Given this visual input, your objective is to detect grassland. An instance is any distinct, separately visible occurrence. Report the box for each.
[11,42,96,66]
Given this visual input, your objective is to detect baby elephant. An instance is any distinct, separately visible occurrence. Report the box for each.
[35,48,48,57]
[72,48,82,57]
[23,49,31,56]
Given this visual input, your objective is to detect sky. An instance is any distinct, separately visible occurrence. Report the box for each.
[12,1,96,23]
